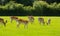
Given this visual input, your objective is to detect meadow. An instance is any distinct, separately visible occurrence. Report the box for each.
[0,16,60,36]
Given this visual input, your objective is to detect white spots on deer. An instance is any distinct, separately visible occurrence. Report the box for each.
[16,19,29,28]
[28,16,34,24]
[38,17,45,25]
[10,16,18,23]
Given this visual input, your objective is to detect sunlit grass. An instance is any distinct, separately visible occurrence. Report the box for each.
[0,16,60,36]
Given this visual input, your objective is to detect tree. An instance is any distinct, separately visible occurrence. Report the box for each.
[15,0,34,6]
[43,0,60,4]
[33,1,48,15]
[0,0,10,5]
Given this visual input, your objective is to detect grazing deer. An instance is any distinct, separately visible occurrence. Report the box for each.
[38,18,45,25]
[16,19,29,28]
[10,16,18,23]
[0,18,7,27]
[28,16,34,24]
[47,18,51,25]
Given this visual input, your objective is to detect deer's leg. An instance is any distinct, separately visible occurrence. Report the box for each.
[43,21,45,25]
[47,21,50,25]
[47,22,48,25]
[32,19,34,23]
[38,19,41,25]
[3,22,6,27]
[17,21,21,28]
[49,21,51,24]
[39,21,42,24]
[29,19,33,24]
[10,18,13,23]
[46,21,48,25]
[17,22,19,28]
[24,22,28,28]
[31,19,34,24]
[31,20,33,24]
[29,19,31,23]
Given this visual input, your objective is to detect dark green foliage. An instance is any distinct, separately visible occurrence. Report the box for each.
[0,1,60,16]
[0,0,10,5]
[15,0,34,6]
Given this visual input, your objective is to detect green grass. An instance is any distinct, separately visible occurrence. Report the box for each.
[0,16,60,36]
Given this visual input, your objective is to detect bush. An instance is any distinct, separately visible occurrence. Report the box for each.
[33,1,49,15]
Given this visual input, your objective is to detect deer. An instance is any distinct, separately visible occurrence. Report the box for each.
[0,18,7,27]
[16,18,29,28]
[47,18,51,25]
[38,17,45,25]
[28,16,34,24]
[10,16,18,23]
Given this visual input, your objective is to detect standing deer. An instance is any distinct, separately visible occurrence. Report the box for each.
[28,16,34,24]
[47,18,51,25]
[16,19,29,28]
[0,18,7,27]
[10,16,18,23]
[38,17,45,25]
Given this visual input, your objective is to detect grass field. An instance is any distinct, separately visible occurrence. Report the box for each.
[0,16,60,36]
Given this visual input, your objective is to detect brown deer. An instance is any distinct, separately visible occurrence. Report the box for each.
[0,18,7,27]
[16,19,29,28]
[10,16,18,23]
[38,17,45,25]
[28,16,34,24]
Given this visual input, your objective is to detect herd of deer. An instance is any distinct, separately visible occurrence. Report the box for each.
[0,16,51,28]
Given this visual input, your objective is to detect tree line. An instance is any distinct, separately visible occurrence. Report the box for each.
[0,1,60,16]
